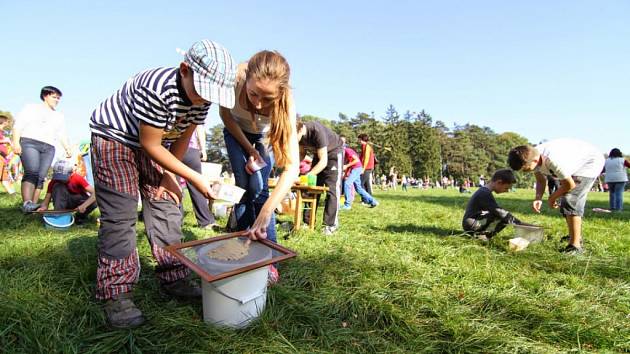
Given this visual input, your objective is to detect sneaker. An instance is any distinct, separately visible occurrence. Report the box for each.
[21,201,40,214]
[369,200,379,208]
[476,234,490,242]
[200,223,222,231]
[560,235,584,247]
[103,293,145,329]
[268,265,280,285]
[160,278,202,298]
[340,205,351,211]
[561,244,584,255]
[323,225,337,236]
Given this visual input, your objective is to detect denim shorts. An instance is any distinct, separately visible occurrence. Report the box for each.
[560,176,596,217]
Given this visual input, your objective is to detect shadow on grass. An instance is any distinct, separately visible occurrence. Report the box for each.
[380,223,460,237]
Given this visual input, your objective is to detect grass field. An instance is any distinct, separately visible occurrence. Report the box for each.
[1,187,629,353]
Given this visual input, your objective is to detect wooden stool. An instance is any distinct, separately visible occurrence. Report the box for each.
[295,192,318,230]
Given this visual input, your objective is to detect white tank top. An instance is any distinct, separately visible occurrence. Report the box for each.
[229,80,271,135]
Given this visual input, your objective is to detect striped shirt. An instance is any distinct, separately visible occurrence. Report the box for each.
[90,67,210,147]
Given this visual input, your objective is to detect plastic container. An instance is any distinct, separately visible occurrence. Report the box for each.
[213,203,228,218]
[307,174,317,186]
[197,241,272,328]
[514,224,544,243]
[246,157,267,173]
[299,175,308,186]
[43,213,74,230]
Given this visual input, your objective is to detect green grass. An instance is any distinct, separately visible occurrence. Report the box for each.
[1,187,629,353]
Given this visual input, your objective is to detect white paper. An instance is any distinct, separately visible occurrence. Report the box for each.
[201,162,222,181]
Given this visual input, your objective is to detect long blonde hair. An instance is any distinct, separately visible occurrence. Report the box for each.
[246,50,292,167]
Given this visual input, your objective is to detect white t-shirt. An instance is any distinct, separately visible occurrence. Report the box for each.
[535,138,604,179]
[14,103,66,146]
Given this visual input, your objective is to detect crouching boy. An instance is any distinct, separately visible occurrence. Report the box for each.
[37,160,97,224]
[462,169,524,241]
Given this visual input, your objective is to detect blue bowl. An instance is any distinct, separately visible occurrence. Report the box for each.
[43,213,74,230]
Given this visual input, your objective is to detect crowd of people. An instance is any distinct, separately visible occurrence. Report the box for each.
[1,38,628,330]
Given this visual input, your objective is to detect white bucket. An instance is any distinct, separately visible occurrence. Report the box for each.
[197,240,272,328]
[202,266,268,328]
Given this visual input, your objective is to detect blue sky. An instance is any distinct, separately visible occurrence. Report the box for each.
[1,0,628,154]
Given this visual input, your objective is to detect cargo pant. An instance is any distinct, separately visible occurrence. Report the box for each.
[91,135,189,301]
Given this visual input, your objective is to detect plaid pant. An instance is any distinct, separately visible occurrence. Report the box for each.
[91,134,189,300]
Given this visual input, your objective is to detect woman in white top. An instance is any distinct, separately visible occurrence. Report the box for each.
[220,51,299,247]
[603,148,629,211]
[12,86,72,212]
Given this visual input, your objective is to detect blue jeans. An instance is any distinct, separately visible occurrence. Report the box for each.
[223,129,276,243]
[608,181,626,210]
[20,137,56,189]
[344,167,376,207]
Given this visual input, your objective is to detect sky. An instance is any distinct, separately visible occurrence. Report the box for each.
[1,0,629,154]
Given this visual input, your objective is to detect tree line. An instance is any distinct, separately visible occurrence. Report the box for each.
[206,105,536,188]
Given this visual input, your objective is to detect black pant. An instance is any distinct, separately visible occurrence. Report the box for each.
[51,183,97,220]
[180,148,216,227]
[360,168,373,200]
[463,213,508,236]
[304,151,343,227]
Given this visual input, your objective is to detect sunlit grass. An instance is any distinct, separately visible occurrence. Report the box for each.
[1,187,629,353]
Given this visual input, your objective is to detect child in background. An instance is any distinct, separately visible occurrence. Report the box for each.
[462,169,526,241]
[0,115,16,194]
[37,160,97,224]
[341,145,378,209]
[508,138,605,254]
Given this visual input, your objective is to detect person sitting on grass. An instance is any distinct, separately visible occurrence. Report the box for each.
[36,160,97,224]
[462,169,526,241]
[508,138,605,255]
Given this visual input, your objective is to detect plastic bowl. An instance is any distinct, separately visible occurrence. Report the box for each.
[43,213,74,230]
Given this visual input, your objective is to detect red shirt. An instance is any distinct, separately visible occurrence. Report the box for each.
[46,173,91,195]
[344,147,362,170]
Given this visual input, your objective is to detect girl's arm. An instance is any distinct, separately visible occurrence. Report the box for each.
[247,95,300,240]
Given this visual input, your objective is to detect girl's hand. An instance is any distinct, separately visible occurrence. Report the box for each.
[13,143,21,155]
[244,209,271,240]
[245,149,263,175]
[155,172,182,204]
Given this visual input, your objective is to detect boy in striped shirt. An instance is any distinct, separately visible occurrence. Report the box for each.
[89,40,236,328]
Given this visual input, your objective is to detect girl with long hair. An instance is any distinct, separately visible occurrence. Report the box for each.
[220,50,299,244]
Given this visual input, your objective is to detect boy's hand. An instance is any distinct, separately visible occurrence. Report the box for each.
[548,196,560,209]
[77,204,87,213]
[532,199,543,213]
[190,173,219,200]
[155,172,182,205]
[37,205,48,212]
